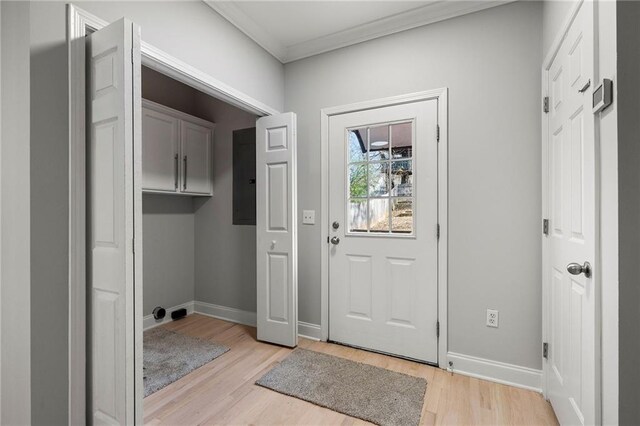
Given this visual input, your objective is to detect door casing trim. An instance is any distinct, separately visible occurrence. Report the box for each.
[67,4,280,424]
[320,88,449,367]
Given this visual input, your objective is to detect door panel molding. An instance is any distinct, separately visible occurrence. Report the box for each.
[320,88,448,367]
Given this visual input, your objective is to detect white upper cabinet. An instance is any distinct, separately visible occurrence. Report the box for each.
[181,119,213,195]
[142,107,180,192]
[142,99,214,196]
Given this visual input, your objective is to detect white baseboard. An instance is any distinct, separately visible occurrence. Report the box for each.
[194,301,257,327]
[447,351,543,392]
[298,321,322,341]
[192,301,322,341]
[143,301,195,330]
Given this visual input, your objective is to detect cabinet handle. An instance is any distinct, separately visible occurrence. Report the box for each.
[183,155,187,190]
[174,154,179,190]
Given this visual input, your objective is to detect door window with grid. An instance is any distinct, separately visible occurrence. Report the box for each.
[347,121,414,235]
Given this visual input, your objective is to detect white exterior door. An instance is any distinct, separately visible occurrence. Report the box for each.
[256,113,298,347]
[546,2,597,425]
[328,100,439,363]
[87,18,141,425]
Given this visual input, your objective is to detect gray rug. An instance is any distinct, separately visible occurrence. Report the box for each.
[256,349,427,426]
[143,327,229,397]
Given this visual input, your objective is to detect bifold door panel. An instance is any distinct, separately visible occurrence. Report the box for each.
[87,17,140,425]
[256,113,298,348]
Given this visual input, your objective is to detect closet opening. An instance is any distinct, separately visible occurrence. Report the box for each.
[139,65,259,400]
[80,15,297,421]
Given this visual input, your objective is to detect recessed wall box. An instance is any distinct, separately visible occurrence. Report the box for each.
[152,306,166,320]
[592,78,613,113]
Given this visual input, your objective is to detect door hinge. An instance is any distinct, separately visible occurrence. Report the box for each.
[543,96,550,113]
[436,125,440,142]
[436,321,440,338]
[543,218,549,236]
[437,224,440,239]
[132,238,135,254]
[543,342,549,359]
[131,50,134,64]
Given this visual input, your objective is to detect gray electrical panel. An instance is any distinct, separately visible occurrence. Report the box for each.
[233,127,257,225]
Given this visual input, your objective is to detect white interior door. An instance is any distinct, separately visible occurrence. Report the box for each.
[256,113,298,347]
[546,2,597,424]
[328,100,439,363]
[87,18,141,425]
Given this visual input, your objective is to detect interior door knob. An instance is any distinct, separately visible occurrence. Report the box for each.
[330,236,340,245]
[567,261,592,278]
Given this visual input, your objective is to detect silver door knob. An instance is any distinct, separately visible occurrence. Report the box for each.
[330,236,340,245]
[567,261,592,278]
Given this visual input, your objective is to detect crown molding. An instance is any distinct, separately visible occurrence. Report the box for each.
[204,1,288,61]
[204,0,515,63]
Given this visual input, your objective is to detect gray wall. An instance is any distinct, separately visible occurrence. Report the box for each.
[284,1,543,369]
[24,2,284,423]
[193,96,258,313]
[1,2,31,424]
[142,195,195,314]
[29,3,69,424]
[616,1,640,422]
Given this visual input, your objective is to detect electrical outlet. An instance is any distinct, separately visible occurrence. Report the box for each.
[302,210,315,225]
[486,309,499,328]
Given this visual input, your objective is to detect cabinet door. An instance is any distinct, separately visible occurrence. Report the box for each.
[181,120,213,195]
[142,107,179,192]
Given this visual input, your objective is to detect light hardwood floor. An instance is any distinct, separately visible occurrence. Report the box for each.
[144,314,558,425]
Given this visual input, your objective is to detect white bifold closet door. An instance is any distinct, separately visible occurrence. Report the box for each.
[87,17,142,425]
[256,113,298,347]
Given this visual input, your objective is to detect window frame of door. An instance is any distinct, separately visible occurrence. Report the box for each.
[320,88,449,367]
[67,4,280,424]
[541,0,603,420]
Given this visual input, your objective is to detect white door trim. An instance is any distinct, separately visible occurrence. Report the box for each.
[320,88,448,366]
[541,0,602,422]
[67,4,281,424]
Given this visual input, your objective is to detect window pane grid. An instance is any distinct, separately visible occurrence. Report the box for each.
[347,121,415,235]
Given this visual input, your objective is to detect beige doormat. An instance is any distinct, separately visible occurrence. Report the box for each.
[143,327,229,397]
[256,348,427,426]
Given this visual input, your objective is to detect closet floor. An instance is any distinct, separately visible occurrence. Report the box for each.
[143,314,558,425]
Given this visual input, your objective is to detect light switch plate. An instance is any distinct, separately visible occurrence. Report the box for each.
[302,210,315,225]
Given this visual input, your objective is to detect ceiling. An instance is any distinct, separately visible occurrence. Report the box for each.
[204,1,514,63]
